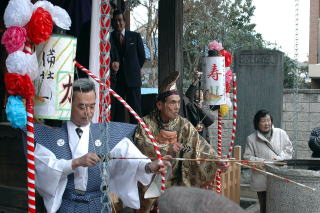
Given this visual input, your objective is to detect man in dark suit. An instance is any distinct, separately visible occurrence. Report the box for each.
[111,9,145,123]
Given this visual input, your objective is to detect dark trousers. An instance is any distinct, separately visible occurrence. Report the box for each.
[113,85,141,124]
[257,191,266,213]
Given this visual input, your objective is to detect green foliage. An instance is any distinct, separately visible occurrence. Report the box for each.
[183,0,310,88]
[283,55,310,89]
[183,0,273,86]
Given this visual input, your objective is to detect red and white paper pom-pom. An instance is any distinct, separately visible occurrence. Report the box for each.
[6,51,39,80]
[226,93,232,108]
[4,0,33,27]
[208,40,223,51]
[27,7,53,44]
[225,68,233,84]
[220,49,232,67]
[4,73,35,101]
[33,0,71,30]
[1,26,27,54]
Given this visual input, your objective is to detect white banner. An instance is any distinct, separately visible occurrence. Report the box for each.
[34,34,77,120]
[204,56,226,105]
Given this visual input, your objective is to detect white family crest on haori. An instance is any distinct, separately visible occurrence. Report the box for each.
[56,138,65,146]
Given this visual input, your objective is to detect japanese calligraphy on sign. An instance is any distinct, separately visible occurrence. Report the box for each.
[34,34,77,120]
[204,56,226,105]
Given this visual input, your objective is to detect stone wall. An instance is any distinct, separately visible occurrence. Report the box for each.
[208,89,320,159]
[282,89,320,158]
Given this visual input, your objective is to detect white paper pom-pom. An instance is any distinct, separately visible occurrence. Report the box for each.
[6,51,39,80]
[52,6,71,30]
[33,0,54,14]
[226,93,233,108]
[33,1,71,30]
[26,53,40,80]
[4,0,33,27]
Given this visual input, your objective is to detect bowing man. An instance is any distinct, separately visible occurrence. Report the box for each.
[31,78,170,213]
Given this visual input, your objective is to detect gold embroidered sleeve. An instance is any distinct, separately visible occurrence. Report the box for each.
[179,119,218,187]
[134,116,169,158]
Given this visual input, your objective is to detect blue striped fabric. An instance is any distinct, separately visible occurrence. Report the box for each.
[33,122,137,212]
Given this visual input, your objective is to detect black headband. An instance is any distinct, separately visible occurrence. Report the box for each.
[157,90,179,102]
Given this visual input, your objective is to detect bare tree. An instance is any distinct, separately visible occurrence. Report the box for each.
[132,0,159,87]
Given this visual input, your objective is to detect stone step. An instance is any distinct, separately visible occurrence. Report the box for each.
[240,184,260,213]
[240,184,258,200]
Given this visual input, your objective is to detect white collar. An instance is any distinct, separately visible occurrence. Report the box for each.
[67,121,90,131]
[66,121,90,153]
[121,29,125,36]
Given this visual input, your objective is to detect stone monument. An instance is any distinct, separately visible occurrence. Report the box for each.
[234,49,284,149]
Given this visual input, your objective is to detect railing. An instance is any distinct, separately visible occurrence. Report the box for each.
[221,145,241,204]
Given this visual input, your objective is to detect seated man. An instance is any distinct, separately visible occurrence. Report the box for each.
[134,72,228,212]
[31,78,170,213]
[309,127,320,157]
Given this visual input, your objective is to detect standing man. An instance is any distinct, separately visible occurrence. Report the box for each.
[134,72,229,212]
[32,78,169,213]
[180,72,215,142]
[111,9,145,123]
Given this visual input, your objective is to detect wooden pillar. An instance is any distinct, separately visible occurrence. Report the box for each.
[158,0,183,90]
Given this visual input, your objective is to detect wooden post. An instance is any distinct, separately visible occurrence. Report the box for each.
[158,0,183,90]
[221,145,241,204]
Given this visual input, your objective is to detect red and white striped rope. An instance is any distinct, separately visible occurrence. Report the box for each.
[74,61,166,191]
[26,104,36,213]
[205,112,223,191]
[227,73,237,158]
[215,112,223,193]
[217,112,223,157]
[24,41,33,55]
[99,0,111,122]
[24,42,36,213]
[215,169,222,193]
[206,74,237,192]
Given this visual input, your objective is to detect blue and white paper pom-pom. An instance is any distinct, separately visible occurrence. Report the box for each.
[6,96,27,129]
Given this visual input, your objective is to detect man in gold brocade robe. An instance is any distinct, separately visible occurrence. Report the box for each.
[134,72,228,212]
